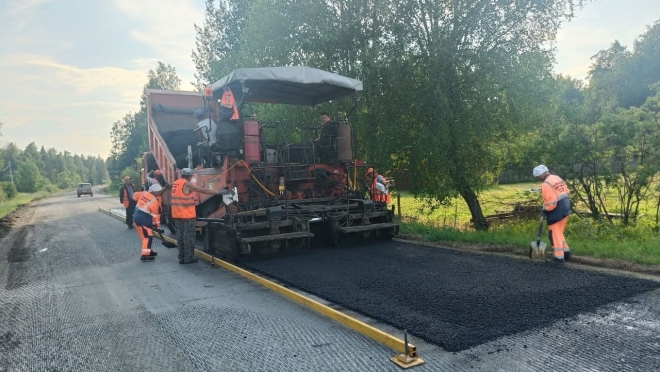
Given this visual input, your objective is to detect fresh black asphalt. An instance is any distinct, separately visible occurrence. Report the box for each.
[242,241,660,352]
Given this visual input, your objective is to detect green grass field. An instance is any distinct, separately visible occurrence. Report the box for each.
[0,190,59,220]
[395,182,660,266]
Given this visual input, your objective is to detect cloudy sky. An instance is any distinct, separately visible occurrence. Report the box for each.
[1,0,659,159]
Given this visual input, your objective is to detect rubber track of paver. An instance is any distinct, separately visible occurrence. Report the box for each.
[241,241,660,352]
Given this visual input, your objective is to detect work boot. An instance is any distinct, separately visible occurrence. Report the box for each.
[180,257,199,264]
[564,251,572,261]
[546,257,565,264]
[150,251,158,256]
[140,256,155,261]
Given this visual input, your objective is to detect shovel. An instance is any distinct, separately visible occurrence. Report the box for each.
[529,214,547,259]
[154,228,178,248]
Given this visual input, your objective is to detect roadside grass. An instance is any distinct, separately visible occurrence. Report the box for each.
[0,190,55,219]
[395,183,660,266]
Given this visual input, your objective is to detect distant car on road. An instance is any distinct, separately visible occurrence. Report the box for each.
[77,183,93,197]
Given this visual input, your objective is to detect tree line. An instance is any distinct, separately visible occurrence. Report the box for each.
[0,126,109,201]
[107,62,182,191]
[108,0,660,231]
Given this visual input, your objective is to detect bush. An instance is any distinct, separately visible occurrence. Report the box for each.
[16,161,40,193]
[56,170,82,189]
[0,182,17,199]
[0,187,6,203]
[44,184,59,193]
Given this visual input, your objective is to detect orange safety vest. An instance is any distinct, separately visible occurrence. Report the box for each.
[221,88,240,121]
[371,177,391,204]
[122,184,136,208]
[134,191,162,227]
[541,175,569,212]
[171,179,196,219]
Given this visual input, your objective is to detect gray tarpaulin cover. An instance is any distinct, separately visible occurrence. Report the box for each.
[209,66,363,105]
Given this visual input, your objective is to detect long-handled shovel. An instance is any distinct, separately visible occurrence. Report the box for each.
[154,228,177,248]
[529,214,547,259]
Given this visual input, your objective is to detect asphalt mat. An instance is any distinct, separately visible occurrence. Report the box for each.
[241,241,660,352]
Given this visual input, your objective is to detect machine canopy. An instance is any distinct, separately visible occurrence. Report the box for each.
[209,66,363,106]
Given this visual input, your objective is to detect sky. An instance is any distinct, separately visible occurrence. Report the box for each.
[1,0,659,159]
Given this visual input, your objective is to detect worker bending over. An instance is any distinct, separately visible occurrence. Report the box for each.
[146,170,167,207]
[171,168,233,264]
[132,183,167,261]
[366,167,391,204]
[533,164,572,263]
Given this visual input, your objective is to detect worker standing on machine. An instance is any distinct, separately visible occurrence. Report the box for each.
[171,168,233,264]
[366,167,391,204]
[314,112,337,143]
[132,183,166,261]
[194,109,218,146]
[533,164,572,263]
[220,87,240,121]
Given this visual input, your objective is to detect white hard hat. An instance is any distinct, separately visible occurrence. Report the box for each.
[533,164,549,177]
[149,183,163,193]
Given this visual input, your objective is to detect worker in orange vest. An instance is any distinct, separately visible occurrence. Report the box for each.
[220,87,240,121]
[171,168,233,264]
[132,183,167,261]
[366,167,391,204]
[119,175,137,229]
[533,164,572,263]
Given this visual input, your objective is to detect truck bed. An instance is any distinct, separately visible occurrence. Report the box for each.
[146,89,205,183]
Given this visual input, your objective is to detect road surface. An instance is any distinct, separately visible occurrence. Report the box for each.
[1,188,660,371]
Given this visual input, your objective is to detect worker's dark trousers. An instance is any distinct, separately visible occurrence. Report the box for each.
[125,201,136,228]
[174,219,196,262]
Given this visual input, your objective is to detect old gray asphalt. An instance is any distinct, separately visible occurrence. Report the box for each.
[1,188,660,371]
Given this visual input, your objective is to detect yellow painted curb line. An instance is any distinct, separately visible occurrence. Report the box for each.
[194,249,420,359]
[98,206,126,223]
[98,207,424,366]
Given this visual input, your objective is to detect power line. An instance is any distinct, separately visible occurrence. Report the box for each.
[1,161,14,184]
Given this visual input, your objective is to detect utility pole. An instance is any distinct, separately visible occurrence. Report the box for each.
[1,161,14,185]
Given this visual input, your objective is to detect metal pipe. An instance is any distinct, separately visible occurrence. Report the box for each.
[404,329,409,357]
[195,217,226,222]
[345,91,359,120]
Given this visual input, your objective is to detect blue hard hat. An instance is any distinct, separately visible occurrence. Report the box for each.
[182,168,193,176]
[194,109,204,119]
